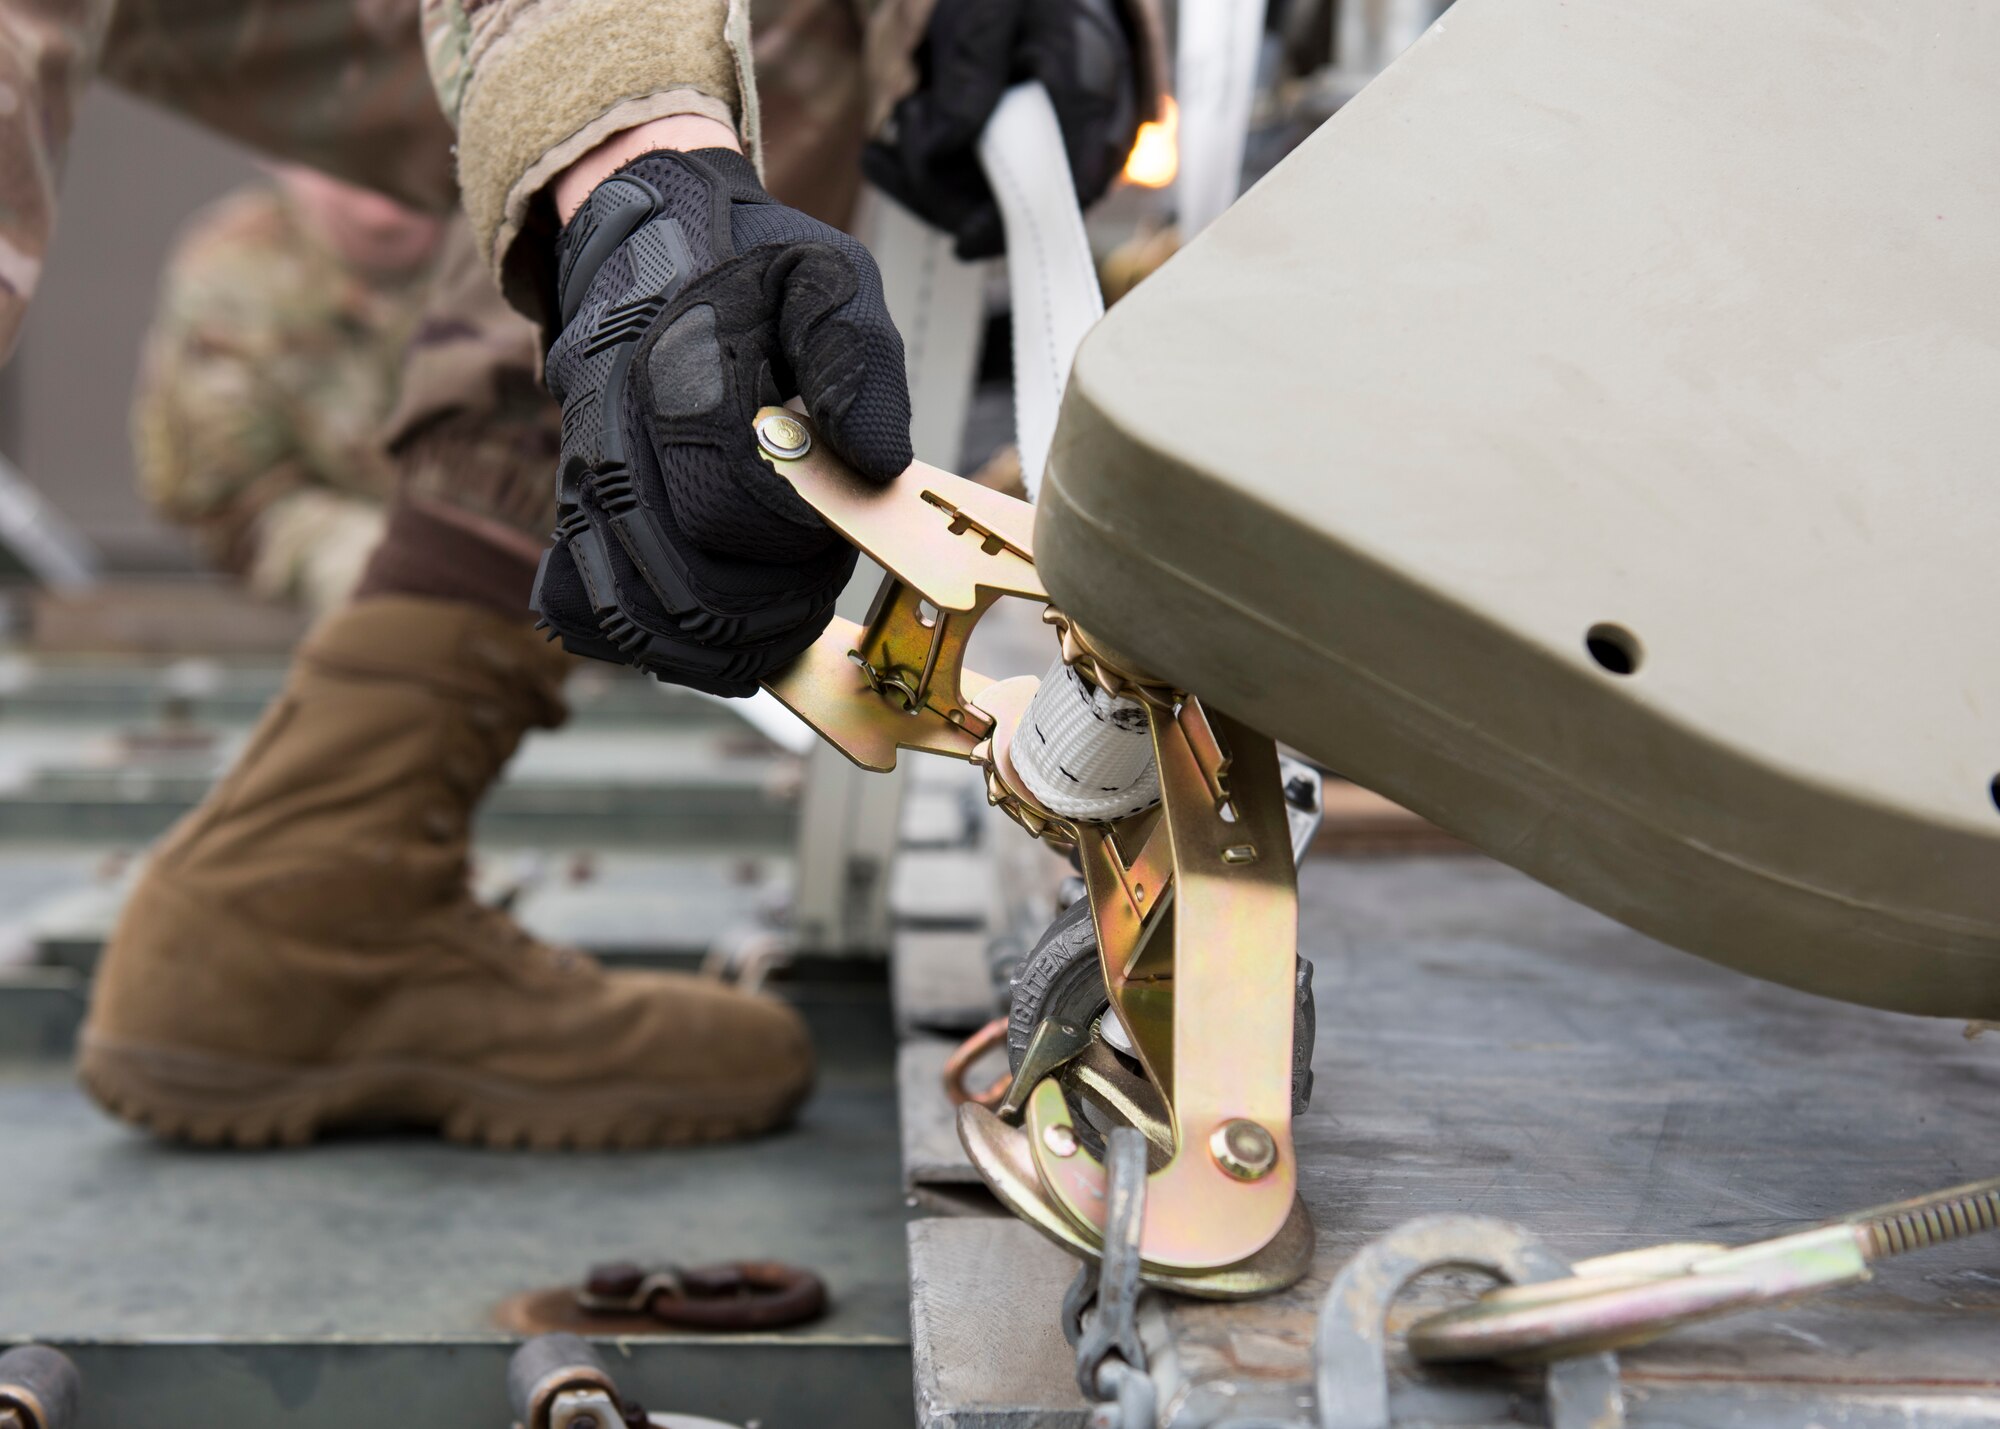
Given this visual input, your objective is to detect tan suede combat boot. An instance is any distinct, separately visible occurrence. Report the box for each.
[77,596,813,1149]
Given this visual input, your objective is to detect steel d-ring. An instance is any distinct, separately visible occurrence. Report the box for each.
[1314,1215,1623,1429]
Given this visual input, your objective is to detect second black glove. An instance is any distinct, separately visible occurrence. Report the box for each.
[534,147,912,696]
[861,0,1142,260]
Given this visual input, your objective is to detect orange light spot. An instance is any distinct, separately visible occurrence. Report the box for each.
[1123,96,1180,189]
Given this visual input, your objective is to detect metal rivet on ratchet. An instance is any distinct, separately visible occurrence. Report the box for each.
[754,411,813,461]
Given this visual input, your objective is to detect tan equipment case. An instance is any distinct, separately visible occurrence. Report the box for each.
[1038,0,2000,1016]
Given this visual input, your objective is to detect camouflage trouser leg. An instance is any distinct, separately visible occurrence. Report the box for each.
[349,209,554,615]
[384,214,558,540]
[0,0,108,358]
[355,0,869,616]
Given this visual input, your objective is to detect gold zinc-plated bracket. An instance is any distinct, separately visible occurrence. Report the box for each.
[753,409,1311,1297]
[753,407,1047,772]
[959,695,1311,1296]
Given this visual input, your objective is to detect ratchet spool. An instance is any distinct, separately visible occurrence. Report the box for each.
[1010,659,1161,822]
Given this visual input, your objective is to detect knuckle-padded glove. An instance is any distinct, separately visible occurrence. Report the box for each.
[533,147,913,697]
[861,0,1139,260]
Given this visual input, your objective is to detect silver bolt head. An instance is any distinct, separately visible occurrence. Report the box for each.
[756,411,812,460]
[1209,1119,1278,1181]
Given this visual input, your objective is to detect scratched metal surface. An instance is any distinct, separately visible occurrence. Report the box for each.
[1152,855,2000,1421]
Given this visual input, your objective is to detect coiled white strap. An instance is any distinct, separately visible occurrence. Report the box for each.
[1011,659,1161,822]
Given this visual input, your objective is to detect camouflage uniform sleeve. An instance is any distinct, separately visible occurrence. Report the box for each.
[99,0,458,219]
[422,0,759,310]
[132,193,312,573]
[0,0,110,360]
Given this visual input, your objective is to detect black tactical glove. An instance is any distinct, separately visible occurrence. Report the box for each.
[862,0,1140,260]
[533,148,912,696]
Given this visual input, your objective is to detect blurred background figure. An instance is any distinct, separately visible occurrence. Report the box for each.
[132,166,446,616]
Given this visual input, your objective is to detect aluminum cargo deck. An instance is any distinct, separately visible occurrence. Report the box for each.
[903,856,2000,1428]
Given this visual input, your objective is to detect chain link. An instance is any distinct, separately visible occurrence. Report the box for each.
[1064,1127,1154,1429]
[1089,1360,1158,1429]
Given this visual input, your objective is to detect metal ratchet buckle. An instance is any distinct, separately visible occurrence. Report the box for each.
[1407,1174,2000,1363]
[577,1259,828,1331]
[753,406,1314,1299]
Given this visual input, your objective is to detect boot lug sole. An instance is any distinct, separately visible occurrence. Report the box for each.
[75,1034,807,1152]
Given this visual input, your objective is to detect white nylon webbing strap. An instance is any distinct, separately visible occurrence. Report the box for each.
[977,82,1106,502]
[1011,659,1161,822]
[1175,0,1264,239]
[976,86,1155,823]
